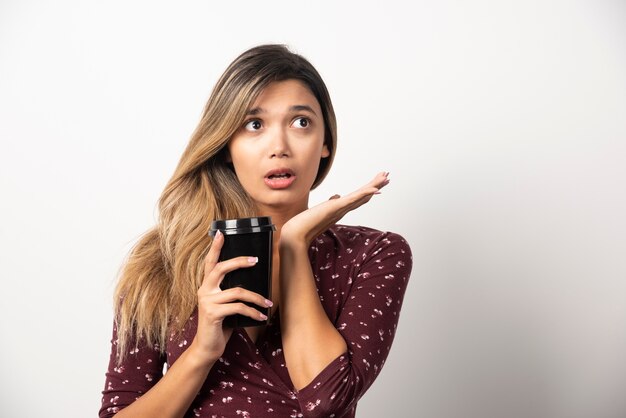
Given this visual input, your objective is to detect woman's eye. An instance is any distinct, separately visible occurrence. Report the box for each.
[244,120,262,131]
[292,117,310,129]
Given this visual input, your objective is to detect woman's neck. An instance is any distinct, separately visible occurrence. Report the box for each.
[256,200,308,233]
[256,200,308,259]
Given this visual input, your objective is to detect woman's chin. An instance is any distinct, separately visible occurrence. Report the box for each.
[253,195,308,214]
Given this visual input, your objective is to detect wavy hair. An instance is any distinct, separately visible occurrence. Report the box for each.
[113,44,337,361]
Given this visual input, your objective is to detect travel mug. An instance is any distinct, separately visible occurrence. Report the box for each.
[208,216,275,327]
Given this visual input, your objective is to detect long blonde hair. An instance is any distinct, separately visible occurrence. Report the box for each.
[113,44,337,360]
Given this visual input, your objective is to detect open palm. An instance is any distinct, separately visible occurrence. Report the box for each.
[281,171,390,245]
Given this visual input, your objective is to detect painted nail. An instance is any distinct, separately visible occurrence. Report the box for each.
[215,230,222,238]
[248,257,258,264]
[264,299,274,307]
[259,312,268,320]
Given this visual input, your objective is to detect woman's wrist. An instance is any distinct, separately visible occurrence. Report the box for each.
[279,223,312,249]
[279,235,309,257]
[186,337,220,371]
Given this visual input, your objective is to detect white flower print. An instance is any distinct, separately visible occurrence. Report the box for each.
[305,399,321,411]
[100,226,411,418]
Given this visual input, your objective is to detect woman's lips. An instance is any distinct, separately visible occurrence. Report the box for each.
[264,169,296,189]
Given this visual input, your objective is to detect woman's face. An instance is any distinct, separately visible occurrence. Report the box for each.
[227,79,330,214]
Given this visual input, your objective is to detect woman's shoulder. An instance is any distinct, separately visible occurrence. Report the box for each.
[319,224,412,287]
[320,224,412,255]
[327,224,409,241]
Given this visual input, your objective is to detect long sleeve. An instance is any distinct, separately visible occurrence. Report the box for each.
[295,229,412,417]
[99,321,166,417]
[98,227,411,417]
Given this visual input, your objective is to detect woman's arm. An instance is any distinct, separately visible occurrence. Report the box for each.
[100,231,272,417]
[101,342,215,418]
[278,172,390,390]
[99,322,167,417]
[294,231,412,416]
[279,238,348,390]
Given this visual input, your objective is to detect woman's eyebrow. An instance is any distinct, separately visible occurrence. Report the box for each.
[289,105,318,116]
[246,107,264,116]
[245,105,318,116]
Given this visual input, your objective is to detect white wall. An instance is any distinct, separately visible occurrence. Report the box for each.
[1,1,625,417]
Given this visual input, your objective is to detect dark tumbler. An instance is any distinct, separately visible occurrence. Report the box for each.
[208,216,275,327]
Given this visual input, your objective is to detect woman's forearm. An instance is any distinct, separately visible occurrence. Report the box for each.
[113,341,214,418]
[279,239,348,390]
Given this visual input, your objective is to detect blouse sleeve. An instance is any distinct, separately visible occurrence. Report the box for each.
[295,231,412,417]
[99,321,166,417]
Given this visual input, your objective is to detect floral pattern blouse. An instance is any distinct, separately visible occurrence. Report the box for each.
[100,225,412,418]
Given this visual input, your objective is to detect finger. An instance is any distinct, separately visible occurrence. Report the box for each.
[204,230,224,273]
[340,185,381,207]
[329,186,382,219]
[313,188,374,220]
[209,302,269,322]
[203,255,259,290]
[366,171,390,190]
[359,171,391,197]
[323,172,388,210]
[208,286,273,309]
[341,173,389,203]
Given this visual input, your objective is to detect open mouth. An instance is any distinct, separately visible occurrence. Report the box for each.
[265,168,295,179]
[267,173,292,179]
[264,169,296,189]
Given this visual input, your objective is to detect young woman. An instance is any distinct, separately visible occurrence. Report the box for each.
[100,44,412,418]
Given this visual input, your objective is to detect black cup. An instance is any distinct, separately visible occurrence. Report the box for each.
[208,216,275,328]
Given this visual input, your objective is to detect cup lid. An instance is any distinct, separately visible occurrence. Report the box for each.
[208,216,276,236]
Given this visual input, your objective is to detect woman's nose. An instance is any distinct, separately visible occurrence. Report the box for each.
[268,128,290,158]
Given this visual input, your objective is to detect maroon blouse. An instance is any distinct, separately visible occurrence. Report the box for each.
[100,225,412,418]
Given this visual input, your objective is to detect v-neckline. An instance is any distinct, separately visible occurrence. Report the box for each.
[233,307,299,393]
[240,306,280,348]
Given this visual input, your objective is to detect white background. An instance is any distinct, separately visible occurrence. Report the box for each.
[1,1,625,417]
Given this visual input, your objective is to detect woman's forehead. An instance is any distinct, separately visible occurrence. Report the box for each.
[249,79,320,112]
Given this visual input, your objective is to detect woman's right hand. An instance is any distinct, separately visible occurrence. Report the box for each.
[190,230,273,367]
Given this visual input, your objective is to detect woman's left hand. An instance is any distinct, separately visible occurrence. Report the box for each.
[280,171,390,246]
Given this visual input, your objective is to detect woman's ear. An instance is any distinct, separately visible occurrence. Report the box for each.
[321,143,330,158]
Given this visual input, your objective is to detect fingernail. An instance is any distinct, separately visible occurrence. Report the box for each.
[259,312,268,320]
[248,257,258,264]
[264,299,273,307]
[216,230,222,238]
